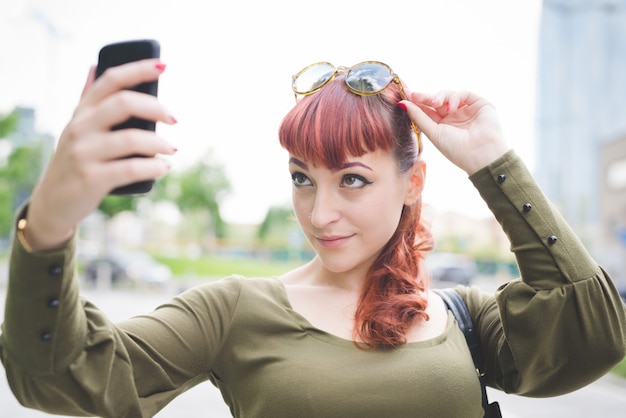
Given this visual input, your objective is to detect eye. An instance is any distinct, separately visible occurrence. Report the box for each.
[291,172,312,187]
[341,174,372,189]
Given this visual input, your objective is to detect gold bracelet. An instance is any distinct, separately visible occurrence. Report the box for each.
[17,218,33,253]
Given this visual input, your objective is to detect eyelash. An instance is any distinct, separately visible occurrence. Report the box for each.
[342,174,372,188]
[291,172,311,186]
[290,172,372,189]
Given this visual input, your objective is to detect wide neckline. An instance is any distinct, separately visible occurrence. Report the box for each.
[273,279,455,349]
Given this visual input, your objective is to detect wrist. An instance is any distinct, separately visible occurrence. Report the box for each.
[463,143,511,176]
[19,205,75,252]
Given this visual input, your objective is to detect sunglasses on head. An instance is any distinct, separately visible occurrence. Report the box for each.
[291,61,422,154]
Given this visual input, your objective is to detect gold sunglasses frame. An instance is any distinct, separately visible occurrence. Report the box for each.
[292,61,422,154]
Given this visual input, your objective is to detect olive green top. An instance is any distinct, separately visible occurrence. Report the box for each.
[2,151,625,418]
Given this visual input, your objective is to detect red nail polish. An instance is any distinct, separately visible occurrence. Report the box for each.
[155,62,167,71]
[397,102,407,112]
[169,115,178,124]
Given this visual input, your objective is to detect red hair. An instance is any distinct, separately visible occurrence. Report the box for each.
[279,75,434,349]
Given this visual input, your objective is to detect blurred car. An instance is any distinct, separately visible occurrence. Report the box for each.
[84,251,172,287]
[431,265,474,286]
[426,252,477,286]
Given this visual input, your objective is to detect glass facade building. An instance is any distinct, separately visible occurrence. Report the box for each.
[536,0,626,278]
[536,0,626,229]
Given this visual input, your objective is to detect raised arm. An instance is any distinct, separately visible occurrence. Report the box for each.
[401,91,626,396]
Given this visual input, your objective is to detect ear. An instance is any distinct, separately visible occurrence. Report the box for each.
[404,160,426,206]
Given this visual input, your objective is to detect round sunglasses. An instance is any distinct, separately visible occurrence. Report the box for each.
[291,61,422,154]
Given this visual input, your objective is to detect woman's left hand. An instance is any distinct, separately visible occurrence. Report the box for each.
[401,90,511,175]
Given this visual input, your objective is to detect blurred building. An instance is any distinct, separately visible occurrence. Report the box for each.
[599,136,626,283]
[4,107,53,149]
[535,0,626,279]
[7,107,37,145]
[0,106,54,209]
[2,106,55,165]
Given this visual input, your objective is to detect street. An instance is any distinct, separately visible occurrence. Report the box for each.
[1,285,625,417]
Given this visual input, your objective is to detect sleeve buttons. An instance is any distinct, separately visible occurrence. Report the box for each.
[523,203,532,212]
[40,331,52,342]
[48,265,63,278]
[48,298,60,309]
[548,235,558,245]
[497,174,507,183]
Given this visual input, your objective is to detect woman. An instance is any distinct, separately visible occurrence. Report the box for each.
[1,59,625,417]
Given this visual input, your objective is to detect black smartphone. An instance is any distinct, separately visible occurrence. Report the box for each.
[96,39,161,195]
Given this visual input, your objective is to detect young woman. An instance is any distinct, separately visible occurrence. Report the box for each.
[1,59,625,417]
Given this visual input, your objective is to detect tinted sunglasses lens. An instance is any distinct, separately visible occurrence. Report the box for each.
[345,63,393,93]
[293,63,335,94]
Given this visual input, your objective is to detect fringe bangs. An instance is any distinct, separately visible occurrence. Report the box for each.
[279,78,394,168]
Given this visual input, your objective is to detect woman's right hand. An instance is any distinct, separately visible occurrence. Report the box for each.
[24,59,177,251]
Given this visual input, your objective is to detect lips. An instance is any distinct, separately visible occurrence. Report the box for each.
[315,234,354,248]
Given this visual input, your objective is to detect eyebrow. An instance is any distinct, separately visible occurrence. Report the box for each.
[288,157,373,172]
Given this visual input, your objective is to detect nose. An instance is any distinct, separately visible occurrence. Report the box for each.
[309,187,341,228]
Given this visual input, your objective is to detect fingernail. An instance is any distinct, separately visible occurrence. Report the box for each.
[163,160,172,171]
[397,102,407,112]
[446,105,451,113]
[155,62,167,71]
[172,147,178,153]
[169,114,178,124]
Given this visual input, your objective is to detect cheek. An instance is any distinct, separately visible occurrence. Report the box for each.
[362,200,404,241]
[292,192,310,226]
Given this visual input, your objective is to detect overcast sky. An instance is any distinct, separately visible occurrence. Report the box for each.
[0,0,542,224]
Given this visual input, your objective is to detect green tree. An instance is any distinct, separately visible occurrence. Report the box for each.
[98,195,137,219]
[152,150,231,241]
[0,145,43,237]
[0,110,18,138]
[256,205,310,262]
[257,205,294,242]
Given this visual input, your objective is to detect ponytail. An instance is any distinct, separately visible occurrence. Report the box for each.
[354,199,434,348]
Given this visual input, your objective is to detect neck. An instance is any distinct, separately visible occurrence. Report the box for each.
[300,256,371,293]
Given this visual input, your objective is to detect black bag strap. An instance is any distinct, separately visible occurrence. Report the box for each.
[433,288,502,418]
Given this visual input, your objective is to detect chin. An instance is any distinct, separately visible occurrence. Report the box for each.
[315,255,369,275]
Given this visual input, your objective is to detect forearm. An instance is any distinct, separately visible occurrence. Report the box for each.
[1,207,86,374]
[1,209,223,416]
[469,150,596,284]
[0,208,144,416]
[469,150,626,396]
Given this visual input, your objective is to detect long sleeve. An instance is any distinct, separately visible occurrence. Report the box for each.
[0,209,243,417]
[461,150,626,397]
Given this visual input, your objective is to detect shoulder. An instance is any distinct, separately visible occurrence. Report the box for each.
[444,285,498,322]
[179,275,287,311]
[173,275,279,307]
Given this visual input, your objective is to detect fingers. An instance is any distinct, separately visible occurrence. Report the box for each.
[79,66,97,98]
[398,95,441,141]
[99,156,172,190]
[65,58,177,160]
[24,60,176,251]
[412,90,479,113]
[400,90,484,137]
[82,58,165,108]
[70,60,173,147]
[80,129,177,162]
[93,90,176,131]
